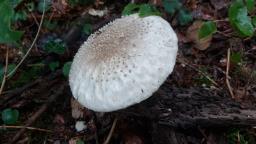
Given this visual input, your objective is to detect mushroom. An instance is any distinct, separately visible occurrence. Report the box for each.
[69,14,178,112]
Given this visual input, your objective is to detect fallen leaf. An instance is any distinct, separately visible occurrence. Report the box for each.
[124,133,144,144]
[71,98,85,119]
[186,20,212,50]
[88,8,108,17]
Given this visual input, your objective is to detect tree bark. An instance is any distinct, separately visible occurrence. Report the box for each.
[116,81,256,129]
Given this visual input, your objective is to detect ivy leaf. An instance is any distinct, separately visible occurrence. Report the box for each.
[37,0,52,13]
[44,38,66,55]
[62,61,72,77]
[122,3,140,15]
[76,139,85,144]
[177,9,193,26]
[162,0,181,15]
[49,61,60,71]
[0,0,23,45]
[82,23,93,35]
[228,0,254,37]
[0,64,16,83]
[8,0,23,8]
[43,20,58,30]
[1,108,19,125]
[198,21,217,39]
[230,51,242,64]
[139,4,161,17]
[252,16,256,26]
[12,10,28,22]
[246,0,255,13]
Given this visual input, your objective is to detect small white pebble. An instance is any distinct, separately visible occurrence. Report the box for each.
[75,121,87,132]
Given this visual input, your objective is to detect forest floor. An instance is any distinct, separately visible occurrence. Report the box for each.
[0,0,256,144]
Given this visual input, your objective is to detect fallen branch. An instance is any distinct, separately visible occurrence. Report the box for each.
[226,48,235,98]
[0,47,9,96]
[115,84,256,129]
[10,82,66,144]
[0,125,52,133]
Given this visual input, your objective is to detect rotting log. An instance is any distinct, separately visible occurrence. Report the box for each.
[107,81,256,144]
[115,81,256,129]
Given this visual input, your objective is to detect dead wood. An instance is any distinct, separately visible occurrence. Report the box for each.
[115,81,256,129]
[10,82,67,144]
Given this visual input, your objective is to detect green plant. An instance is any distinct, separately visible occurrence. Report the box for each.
[49,61,60,71]
[43,20,58,30]
[122,3,161,17]
[230,51,242,65]
[198,21,217,39]
[228,0,254,37]
[1,108,19,125]
[0,0,24,45]
[0,64,16,83]
[62,61,72,77]
[37,0,51,13]
[82,23,93,35]
[162,0,181,15]
[198,0,256,38]
[76,139,85,144]
[44,38,67,55]
[227,129,249,144]
[162,0,193,25]
[9,63,43,87]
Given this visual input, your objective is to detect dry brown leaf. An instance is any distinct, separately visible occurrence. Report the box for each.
[124,133,144,144]
[52,0,69,14]
[186,20,212,50]
[71,98,85,119]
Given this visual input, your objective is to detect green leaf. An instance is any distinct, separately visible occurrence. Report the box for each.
[122,3,161,17]
[0,0,23,45]
[246,0,255,13]
[198,21,217,39]
[122,3,140,16]
[37,0,51,13]
[10,64,42,87]
[26,2,35,12]
[49,61,60,71]
[44,38,66,55]
[82,23,93,35]
[12,10,28,22]
[252,16,256,26]
[230,51,242,64]
[0,64,16,82]
[76,139,85,144]
[138,4,161,17]
[43,20,58,30]
[177,9,193,26]
[8,0,23,8]
[228,0,254,37]
[62,61,72,77]
[1,108,19,125]
[162,0,181,15]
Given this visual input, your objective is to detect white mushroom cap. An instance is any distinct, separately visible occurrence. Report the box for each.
[69,14,178,112]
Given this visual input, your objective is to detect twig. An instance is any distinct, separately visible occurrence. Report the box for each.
[0,125,52,133]
[226,48,235,98]
[10,83,66,144]
[0,47,9,96]
[103,118,118,144]
[7,0,46,78]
